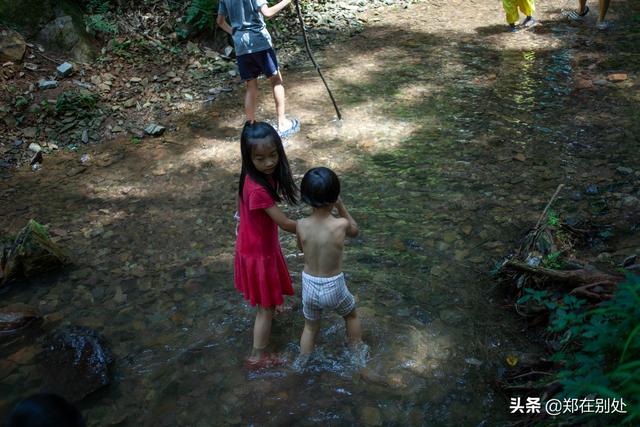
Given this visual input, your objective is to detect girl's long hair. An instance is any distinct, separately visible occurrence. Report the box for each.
[239,121,298,205]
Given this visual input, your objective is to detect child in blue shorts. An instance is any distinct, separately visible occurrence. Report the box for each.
[217,0,300,138]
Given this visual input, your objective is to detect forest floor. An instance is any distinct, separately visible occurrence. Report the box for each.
[1,0,639,425]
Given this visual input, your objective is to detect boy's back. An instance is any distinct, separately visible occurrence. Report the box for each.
[296,167,362,356]
[218,0,272,56]
[297,214,349,278]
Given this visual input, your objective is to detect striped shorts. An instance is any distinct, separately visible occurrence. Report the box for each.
[302,272,356,321]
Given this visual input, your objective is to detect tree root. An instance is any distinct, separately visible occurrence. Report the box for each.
[569,281,616,300]
[504,260,623,288]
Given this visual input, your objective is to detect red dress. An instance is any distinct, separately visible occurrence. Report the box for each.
[234,175,294,307]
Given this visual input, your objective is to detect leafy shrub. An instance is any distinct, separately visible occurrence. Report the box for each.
[185,0,219,32]
[86,14,118,35]
[85,0,117,35]
[55,91,99,117]
[550,274,640,424]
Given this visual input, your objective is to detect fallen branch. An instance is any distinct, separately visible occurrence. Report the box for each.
[511,370,554,380]
[534,184,564,230]
[293,0,342,120]
[504,260,623,287]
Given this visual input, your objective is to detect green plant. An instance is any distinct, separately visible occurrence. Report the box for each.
[543,251,564,269]
[131,137,141,145]
[184,0,218,32]
[14,96,29,110]
[87,0,110,14]
[547,209,560,226]
[55,91,98,117]
[86,14,118,35]
[550,275,640,424]
[518,287,552,306]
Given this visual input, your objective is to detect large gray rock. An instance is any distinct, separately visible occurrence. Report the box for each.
[0,29,27,62]
[37,15,96,63]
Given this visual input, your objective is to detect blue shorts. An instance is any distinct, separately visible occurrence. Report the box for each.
[237,48,279,81]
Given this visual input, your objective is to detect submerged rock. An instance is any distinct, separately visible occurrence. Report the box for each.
[43,326,114,401]
[0,305,41,337]
[1,219,70,286]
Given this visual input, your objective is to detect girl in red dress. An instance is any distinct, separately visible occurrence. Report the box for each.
[235,121,298,368]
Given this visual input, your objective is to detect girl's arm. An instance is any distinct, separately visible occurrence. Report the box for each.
[265,205,297,234]
[260,0,292,19]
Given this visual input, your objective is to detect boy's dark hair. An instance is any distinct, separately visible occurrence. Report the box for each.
[239,121,298,205]
[5,393,85,427]
[301,167,340,208]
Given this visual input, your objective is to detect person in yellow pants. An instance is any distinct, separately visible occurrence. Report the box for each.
[502,0,536,32]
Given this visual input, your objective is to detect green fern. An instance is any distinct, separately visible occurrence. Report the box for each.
[87,0,110,14]
[185,0,219,32]
[86,14,118,35]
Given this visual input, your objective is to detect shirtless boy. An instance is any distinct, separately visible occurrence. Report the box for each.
[296,167,362,355]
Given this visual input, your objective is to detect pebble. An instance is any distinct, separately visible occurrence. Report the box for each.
[360,407,382,426]
[145,124,166,136]
[616,166,633,176]
[585,184,599,195]
[607,73,627,82]
[22,127,37,138]
[622,255,637,267]
[56,62,74,77]
[38,80,58,89]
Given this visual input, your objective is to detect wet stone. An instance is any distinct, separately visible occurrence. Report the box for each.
[439,308,466,325]
[43,326,114,401]
[443,231,458,243]
[0,305,41,336]
[616,166,633,176]
[360,406,383,426]
[607,73,627,82]
[585,184,599,195]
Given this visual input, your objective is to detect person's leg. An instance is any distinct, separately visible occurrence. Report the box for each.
[502,0,519,30]
[300,319,321,355]
[343,309,362,346]
[518,0,536,26]
[269,71,291,131]
[251,305,274,358]
[598,0,611,21]
[245,79,259,124]
[578,0,588,14]
[518,0,534,16]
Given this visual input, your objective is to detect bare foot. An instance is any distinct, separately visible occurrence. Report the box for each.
[243,352,287,370]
